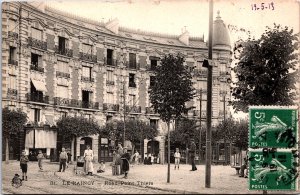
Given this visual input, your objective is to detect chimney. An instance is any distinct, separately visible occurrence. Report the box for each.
[105,18,119,34]
[179,28,189,45]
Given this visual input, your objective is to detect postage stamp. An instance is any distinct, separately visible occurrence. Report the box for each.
[248,149,298,191]
[249,107,298,148]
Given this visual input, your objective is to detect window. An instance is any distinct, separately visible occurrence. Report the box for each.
[129,53,136,69]
[57,61,69,73]
[9,47,16,64]
[33,109,40,123]
[8,75,17,90]
[107,49,113,65]
[128,94,136,106]
[58,36,67,52]
[57,85,69,98]
[82,66,92,79]
[82,43,92,55]
[106,115,112,122]
[129,73,136,88]
[31,28,42,40]
[60,112,67,118]
[150,76,155,87]
[150,59,157,70]
[8,19,16,32]
[150,119,158,129]
[31,53,42,67]
[106,92,114,104]
[107,70,114,84]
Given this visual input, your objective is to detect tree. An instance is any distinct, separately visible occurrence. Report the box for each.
[231,24,299,113]
[2,107,27,162]
[149,53,195,183]
[56,116,100,161]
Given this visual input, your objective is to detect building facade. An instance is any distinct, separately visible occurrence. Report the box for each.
[1,2,232,163]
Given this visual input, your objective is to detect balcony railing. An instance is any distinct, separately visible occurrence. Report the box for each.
[129,82,136,88]
[106,80,114,85]
[81,76,94,82]
[193,110,207,118]
[30,65,44,73]
[54,97,99,109]
[54,45,73,57]
[146,107,157,114]
[8,59,18,66]
[7,88,18,96]
[125,105,141,113]
[28,37,47,50]
[193,69,208,77]
[26,93,49,104]
[104,57,118,66]
[56,71,70,78]
[103,103,119,112]
[79,52,97,63]
[8,31,18,39]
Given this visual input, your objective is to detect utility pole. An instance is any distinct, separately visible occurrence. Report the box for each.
[199,89,202,161]
[205,0,213,188]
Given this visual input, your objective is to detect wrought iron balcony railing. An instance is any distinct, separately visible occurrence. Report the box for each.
[81,76,94,82]
[54,45,73,57]
[28,37,47,50]
[193,69,208,77]
[79,52,97,63]
[103,103,119,112]
[8,59,18,66]
[54,97,99,109]
[7,88,18,96]
[106,80,114,86]
[30,65,44,73]
[26,93,49,104]
[8,31,18,39]
[125,105,141,113]
[56,71,70,78]
[193,110,207,118]
[53,97,70,107]
[146,107,157,114]
[104,57,118,66]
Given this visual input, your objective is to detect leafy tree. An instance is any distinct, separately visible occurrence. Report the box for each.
[231,24,299,112]
[233,120,248,150]
[56,116,100,161]
[2,107,27,162]
[149,53,195,183]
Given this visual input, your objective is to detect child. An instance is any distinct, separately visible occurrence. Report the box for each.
[11,174,22,188]
[174,148,181,170]
[20,150,29,181]
[37,150,44,171]
[97,160,106,173]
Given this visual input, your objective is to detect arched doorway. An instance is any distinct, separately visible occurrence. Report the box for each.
[147,140,159,156]
[80,137,92,156]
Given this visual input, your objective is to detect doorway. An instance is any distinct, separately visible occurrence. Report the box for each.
[80,137,92,157]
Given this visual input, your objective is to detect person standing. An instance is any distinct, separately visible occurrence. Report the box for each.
[174,148,181,170]
[84,145,94,176]
[37,150,44,171]
[188,139,197,171]
[120,147,131,179]
[20,150,29,181]
[133,150,139,165]
[58,147,68,172]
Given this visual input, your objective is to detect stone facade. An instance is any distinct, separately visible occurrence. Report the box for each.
[2,2,232,163]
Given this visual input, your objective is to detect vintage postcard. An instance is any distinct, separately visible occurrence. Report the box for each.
[1,0,299,194]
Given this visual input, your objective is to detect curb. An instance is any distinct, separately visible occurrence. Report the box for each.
[94,173,200,194]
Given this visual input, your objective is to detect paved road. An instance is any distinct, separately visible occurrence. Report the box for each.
[2,161,173,194]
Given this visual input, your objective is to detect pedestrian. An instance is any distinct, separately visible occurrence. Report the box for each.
[20,150,29,181]
[120,147,131,179]
[188,138,197,171]
[66,149,72,168]
[151,153,154,165]
[84,145,94,176]
[239,151,249,178]
[58,147,68,172]
[133,150,139,165]
[117,143,124,174]
[174,148,181,170]
[97,160,106,173]
[37,150,44,171]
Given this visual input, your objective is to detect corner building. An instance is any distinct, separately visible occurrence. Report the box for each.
[2,2,232,163]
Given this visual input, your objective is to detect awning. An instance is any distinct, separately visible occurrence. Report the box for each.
[25,129,57,148]
[31,79,47,92]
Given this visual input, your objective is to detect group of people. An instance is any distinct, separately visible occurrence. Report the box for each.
[143,153,159,165]
[114,143,132,179]
[174,138,198,171]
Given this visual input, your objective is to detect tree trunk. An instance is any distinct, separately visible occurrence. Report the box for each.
[71,136,75,163]
[229,142,232,166]
[186,143,188,164]
[5,137,9,164]
[167,121,170,183]
[224,138,227,164]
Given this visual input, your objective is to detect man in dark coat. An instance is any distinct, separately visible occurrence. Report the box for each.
[120,147,131,179]
[189,138,197,171]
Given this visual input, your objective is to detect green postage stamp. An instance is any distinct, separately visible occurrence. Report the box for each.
[249,107,298,148]
[248,149,298,191]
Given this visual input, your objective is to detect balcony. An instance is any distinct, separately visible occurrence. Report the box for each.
[54,97,99,109]
[103,103,119,112]
[7,88,18,96]
[8,59,18,66]
[125,105,141,113]
[53,97,70,107]
[104,57,118,66]
[28,37,47,50]
[79,52,97,63]
[30,65,44,73]
[129,82,136,88]
[26,93,49,104]
[54,45,73,57]
[193,110,206,118]
[81,76,94,82]
[193,69,207,77]
[56,71,70,78]
[8,31,18,39]
[106,80,114,86]
[146,107,157,114]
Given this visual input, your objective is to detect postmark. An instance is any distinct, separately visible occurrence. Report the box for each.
[248,149,298,191]
[249,107,298,148]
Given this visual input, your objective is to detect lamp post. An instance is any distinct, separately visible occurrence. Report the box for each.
[198,88,203,162]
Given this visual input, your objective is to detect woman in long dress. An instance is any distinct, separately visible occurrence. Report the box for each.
[84,145,94,176]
